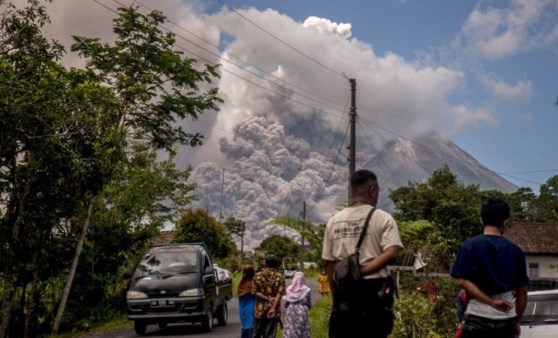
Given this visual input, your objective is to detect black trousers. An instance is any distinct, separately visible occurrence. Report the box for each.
[461,314,517,338]
[328,277,395,338]
[253,317,278,338]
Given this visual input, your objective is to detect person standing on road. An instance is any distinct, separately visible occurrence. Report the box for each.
[237,264,256,338]
[317,269,330,297]
[252,254,286,338]
[322,169,403,338]
[451,198,529,338]
[282,271,312,338]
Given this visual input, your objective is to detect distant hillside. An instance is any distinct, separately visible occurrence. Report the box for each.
[369,132,517,210]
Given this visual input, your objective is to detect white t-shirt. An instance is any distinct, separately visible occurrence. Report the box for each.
[466,291,517,319]
[321,205,403,279]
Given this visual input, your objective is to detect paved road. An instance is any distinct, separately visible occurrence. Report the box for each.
[89,279,319,338]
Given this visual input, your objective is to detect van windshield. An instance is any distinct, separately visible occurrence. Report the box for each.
[133,251,199,277]
[521,293,558,324]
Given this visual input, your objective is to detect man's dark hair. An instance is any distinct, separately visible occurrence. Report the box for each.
[481,198,510,227]
[265,254,280,269]
[351,169,377,193]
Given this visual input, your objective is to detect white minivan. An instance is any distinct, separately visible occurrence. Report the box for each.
[520,289,558,338]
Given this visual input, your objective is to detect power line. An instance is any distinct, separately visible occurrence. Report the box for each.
[96,0,349,124]
[215,0,345,78]
[130,0,348,111]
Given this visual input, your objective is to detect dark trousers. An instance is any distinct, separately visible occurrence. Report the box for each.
[253,317,278,338]
[461,314,517,338]
[241,327,254,338]
[328,277,395,338]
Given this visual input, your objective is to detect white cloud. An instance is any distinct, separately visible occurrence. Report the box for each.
[482,77,532,102]
[458,0,558,60]
[303,16,352,39]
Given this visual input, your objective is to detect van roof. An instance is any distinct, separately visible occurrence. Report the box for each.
[148,242,207,253]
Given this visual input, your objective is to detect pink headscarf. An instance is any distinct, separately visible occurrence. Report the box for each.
[284,271,311,302]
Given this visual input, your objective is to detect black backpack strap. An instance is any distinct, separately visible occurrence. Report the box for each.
[355,207,376,253]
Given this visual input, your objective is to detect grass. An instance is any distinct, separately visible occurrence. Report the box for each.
[47,315,132,338]
[309,294,332,338]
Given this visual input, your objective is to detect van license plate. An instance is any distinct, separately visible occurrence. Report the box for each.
[151,300,174,307]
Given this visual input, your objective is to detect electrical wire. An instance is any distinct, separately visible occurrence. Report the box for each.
[215,0,345,79]
[130,0,348,111]
[97,0,349,124]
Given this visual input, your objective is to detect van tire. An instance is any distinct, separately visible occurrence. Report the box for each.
[216,302,228,326]
[134,320,147,335]
[202,309,213,332]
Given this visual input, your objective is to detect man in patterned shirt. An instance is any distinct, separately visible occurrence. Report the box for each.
[251,254,286,338]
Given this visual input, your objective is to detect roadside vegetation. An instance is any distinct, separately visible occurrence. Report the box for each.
[3,1,558,338]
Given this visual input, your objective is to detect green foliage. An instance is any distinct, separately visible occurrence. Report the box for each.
[173,209,237,259]
[271,215,325,265]
[224,216,246,238]
[393,291,443,338]
[532,175,558,222]
[507,187,537,221]
[309,295,331,338]
[71,5,223,151]
[392,274,461,338]
[0,1,222,336]
[389,165,483,271]
[256,234,300,261]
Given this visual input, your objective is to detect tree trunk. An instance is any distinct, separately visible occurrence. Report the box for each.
[0,188,25,338]
[23,268,39,338]
[0,272,16,338]
[51,197,95,334]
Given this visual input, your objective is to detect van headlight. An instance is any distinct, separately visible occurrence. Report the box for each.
[179,288,205,297]
[127,291,148,299]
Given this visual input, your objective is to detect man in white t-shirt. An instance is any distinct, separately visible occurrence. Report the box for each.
[322,169,403,338]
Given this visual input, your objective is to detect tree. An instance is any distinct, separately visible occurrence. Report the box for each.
[58,143,197,330]
[224,216,247,258]
[0,1,123,335]
[389,165,483,271]
[50,4,223,333]
[271,215,325,265]
[0,1,222,335]
[532,175,558,222]
[256,235,300,261]
[507,187,537,221]
[173,209,236,260]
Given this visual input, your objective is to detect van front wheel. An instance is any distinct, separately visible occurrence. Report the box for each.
[201,309,213,332]
[216,302,228,326]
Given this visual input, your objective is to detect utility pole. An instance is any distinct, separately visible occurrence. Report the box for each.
[219,167,225,222]
[348,78,357,204]
[300,201,306,271]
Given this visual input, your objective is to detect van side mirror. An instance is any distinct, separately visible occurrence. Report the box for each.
[204,266,215,274]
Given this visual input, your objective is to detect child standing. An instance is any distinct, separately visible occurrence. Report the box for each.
[317,269,330,297]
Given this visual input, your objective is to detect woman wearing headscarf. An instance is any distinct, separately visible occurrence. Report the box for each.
[282,271,311,338]
[237,264,256,338]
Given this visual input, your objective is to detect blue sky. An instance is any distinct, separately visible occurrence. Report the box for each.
[39,0,558,194]
[196,0,558,192]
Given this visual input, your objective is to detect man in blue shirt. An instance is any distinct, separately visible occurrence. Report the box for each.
[451,198,528,338]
